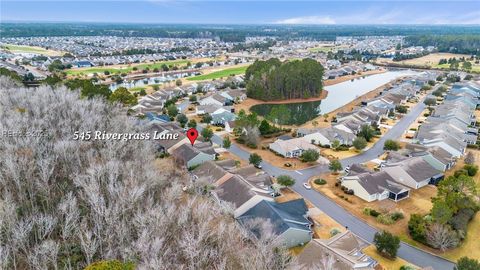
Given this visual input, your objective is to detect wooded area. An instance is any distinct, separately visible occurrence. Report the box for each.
[245,58,324,101]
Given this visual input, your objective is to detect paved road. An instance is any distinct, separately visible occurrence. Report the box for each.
[205,97,455,270]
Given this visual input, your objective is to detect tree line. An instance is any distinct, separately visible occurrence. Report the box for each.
[245,58,324,101]
[406,35,480,56]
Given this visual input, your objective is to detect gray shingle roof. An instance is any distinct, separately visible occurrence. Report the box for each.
[237,199,311,236]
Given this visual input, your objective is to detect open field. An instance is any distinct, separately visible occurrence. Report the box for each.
[2,44,64,56]
[376,53,480,72]
[187,65,248,81]
[65,59,190,76]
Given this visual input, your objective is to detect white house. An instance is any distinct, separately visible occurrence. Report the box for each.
[269,137,318,158]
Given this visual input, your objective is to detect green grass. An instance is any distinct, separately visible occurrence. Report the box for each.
[187,65,248,81]
[65,59,190,76]
[432,62,480,72]
[2,44,57,55]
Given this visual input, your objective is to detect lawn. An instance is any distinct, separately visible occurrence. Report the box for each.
[65,59,190,76]
[187,65,248,81]
[363,245,418,270]
[2,44,63,56]
[376,53,480,72]
[432,63,480,72]
[441,149,480,261]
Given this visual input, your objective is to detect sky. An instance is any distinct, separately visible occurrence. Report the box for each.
[1,1,480,25]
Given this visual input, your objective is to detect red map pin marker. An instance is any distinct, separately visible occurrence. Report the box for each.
[186,128,198,145]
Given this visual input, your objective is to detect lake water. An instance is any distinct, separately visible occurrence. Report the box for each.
[109,71,197,91]
[250,70,418,125]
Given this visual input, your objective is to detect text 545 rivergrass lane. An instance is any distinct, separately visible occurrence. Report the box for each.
[72,130,180,141]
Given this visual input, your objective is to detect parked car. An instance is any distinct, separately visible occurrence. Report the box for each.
[284,162,292,167]
[303,183,311,190]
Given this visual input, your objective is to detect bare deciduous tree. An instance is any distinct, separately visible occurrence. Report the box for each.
[426,223,460,252]
[0,77,291,270]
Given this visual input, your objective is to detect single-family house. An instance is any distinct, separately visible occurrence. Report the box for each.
[298,230,377,270]
[382,157,444,188]
[199,93,232,106]
[342,170,410,202]
[172,143,216,169]
[214,175,274,218]
[269,137,319,158]
[237,199,313,248]
[298,127,356,146]
[146,122,187,154]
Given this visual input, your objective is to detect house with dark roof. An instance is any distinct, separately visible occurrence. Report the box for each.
[237,199,312,248]
[191,160,232,184]
[298,230,377,270]
[405,144,456,172]
[146,122,187,154]
[172,143,216,169]
[382,156,444,188]
[342,170,410,202]
[214,175,275,217]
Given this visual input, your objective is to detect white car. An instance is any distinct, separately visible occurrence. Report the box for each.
[303,183,312,190]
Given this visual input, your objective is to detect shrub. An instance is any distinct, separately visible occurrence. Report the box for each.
[454,169,469,178]
[408,214,428,244]
[299,149,320,163]
[345,189,354,195]
[455,257,480,270]
[277,175,295,187]
[399,266,416,270]
[370,209,380,217]
[463,164,478,177]
[314,179,327,185]
[374,231,400,259]
[85,260,135,270]
[330,228,341,237]
[377,214,395,225]
[391,212,405,221]
[384,139,401,151]
[363,208,372,215]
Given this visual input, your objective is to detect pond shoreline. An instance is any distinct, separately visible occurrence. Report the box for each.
[234,68,386,113]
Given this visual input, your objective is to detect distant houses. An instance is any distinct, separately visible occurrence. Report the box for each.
[415,81,479,158]
[342,80,480,203]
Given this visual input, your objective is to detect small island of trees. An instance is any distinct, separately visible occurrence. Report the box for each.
[245,58,324,101]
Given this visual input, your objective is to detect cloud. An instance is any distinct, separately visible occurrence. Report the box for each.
[275,15,336,25]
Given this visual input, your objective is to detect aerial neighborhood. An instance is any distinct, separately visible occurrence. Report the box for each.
[1,12,480,270]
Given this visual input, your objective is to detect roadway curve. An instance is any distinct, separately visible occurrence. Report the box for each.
[205,94,455,270]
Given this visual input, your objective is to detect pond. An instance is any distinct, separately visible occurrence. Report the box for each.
[109,71,197,91]
[250,70,418,125]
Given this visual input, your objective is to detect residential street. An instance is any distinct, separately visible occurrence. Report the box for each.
[207,96,455,270]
